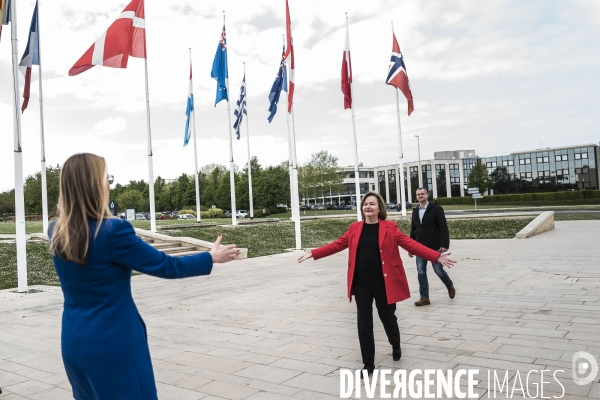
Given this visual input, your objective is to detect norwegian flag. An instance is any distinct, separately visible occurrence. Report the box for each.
[283,0,295,113]
[386,33,414,116]
[68,0,146,76]
[341,22,352,110]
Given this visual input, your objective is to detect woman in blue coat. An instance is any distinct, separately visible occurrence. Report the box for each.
[49,153,239,400]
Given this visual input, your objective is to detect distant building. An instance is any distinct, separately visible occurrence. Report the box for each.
[299,144,599,206]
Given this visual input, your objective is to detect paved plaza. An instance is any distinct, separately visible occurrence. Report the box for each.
[1,221,599,399]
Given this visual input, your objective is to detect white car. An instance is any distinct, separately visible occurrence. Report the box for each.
[236,210,248,218]
[177,214,196,220]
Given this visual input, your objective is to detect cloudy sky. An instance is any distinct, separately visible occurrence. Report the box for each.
[1,0,599,191]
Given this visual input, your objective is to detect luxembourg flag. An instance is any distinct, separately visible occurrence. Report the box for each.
[68,0,146,76]
[18,1,39,113]
[184,63,194,147]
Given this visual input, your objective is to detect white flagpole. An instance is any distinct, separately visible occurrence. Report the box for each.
[190,48,201,223]
[224,11,237,226]
[37,0,48,234]
[243,62,254,219]
[142,0,156,231]
[283,35,295,224]
[346,14,361,222]
[11,0,28,292]
[392,22,407,217]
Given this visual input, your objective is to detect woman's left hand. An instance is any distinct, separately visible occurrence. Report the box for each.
[436,251,456,268]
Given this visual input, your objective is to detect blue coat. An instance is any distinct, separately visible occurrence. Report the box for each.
[49,218,213,400]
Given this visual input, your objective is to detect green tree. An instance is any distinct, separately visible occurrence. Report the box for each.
[235,156,262,210]
[117,189,144,212]
[256,161,290,209]
[303,150,345,204]
[0,189,15,215]
[467,162,492,194]
[23,165,61,215]
[201,164,227,207]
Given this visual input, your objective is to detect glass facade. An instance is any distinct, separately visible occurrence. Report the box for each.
[410,166,419,202]
[449,163,461,197]
[378,171,386,200]
[462,158,479,195]
[422,164,432,193]
[388,169,397,203]
[436,164,447,198]
[486,146,598,193]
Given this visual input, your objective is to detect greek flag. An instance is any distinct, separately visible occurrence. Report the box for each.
[233,74,246,140]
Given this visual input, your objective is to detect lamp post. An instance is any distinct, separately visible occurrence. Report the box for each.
[415,135,421,187]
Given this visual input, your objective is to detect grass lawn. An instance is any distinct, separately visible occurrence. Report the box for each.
[0,242,58,290]
[165,217,535,258]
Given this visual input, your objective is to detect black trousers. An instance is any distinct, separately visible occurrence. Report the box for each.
[353,273,401,365]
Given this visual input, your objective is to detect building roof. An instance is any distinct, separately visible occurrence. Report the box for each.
[510,144,598,155]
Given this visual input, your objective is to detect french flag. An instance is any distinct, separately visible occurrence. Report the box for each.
[283,0,295,113]
[18,1,39,113]
[184,63,193,147]
[68,0,146,76]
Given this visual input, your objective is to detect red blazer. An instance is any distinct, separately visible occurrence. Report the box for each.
[311,219,441,305]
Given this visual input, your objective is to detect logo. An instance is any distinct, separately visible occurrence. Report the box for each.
[572,351,599,385]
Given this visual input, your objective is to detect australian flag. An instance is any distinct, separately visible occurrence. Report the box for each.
[233,74,247,140]
[267,45,288,123]
[211,24,228,106]
[386,33,414,116]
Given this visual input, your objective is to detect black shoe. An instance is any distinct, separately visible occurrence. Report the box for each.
[393,346,401,361]
[361,363,375,378]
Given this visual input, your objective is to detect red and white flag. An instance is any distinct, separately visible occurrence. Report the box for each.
[68,0,146,76]
[341,23,352,110]
[283,0,295,113]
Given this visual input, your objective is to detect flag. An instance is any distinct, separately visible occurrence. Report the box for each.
[267,45,288,123]
[386,33,414,116]
[18,1,39,113]
[341,22,352,110]
[233,75,247,140]
[211,24,228,106]
[0,0,11,42]
[283,0,295,113]
[68,0,146,76]
[184,63,193,147]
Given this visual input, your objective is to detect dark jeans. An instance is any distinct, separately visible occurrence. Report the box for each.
[416,256,453,298]
[353,273,400,365]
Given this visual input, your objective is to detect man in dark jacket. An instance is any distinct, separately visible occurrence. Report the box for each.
[408,187,455,306]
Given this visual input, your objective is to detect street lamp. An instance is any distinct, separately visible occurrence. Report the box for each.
[415,135,421,187]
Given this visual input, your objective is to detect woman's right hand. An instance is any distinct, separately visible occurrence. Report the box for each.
[209,234,239,263]
[298,250,313,263]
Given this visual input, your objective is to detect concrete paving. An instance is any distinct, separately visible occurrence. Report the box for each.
[1,221,599,399]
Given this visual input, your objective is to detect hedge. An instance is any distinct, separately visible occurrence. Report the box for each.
[435,190,600,205]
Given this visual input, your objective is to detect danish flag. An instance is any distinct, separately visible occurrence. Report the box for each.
[68,0,146,76]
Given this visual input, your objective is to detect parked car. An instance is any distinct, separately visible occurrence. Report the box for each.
[172,211,179,217]
[385,202,397,210]
[300,205,307,210]
[118,212,126,219]
[178,214,196,220]
[317,205,324,210]
[325,204,333,210]
[396,202,413,211]
[135,213,147,220]
[236,210,249,218]
[223,211,232,218]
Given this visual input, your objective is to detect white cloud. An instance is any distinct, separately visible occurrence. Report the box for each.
[89,117,127,136]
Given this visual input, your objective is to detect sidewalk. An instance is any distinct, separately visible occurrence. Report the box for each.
[0,221,599,399]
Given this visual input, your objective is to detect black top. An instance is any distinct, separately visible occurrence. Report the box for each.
[409,202,450,250]
[354,222,382,276]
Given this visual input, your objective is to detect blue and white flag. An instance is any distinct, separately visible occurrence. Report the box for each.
[267,45,288,123]
[184,63,193,146]
[233,74,247,140]
[211,24,228,106]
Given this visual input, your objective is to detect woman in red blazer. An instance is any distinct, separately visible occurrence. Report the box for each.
[298,192,456,375]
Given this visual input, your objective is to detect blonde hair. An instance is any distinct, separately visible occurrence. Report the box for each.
[51,153,112,265]
[360,191,387,221]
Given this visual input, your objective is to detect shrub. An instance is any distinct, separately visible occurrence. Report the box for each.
[178,209,197,217]
[199,208,224,219]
